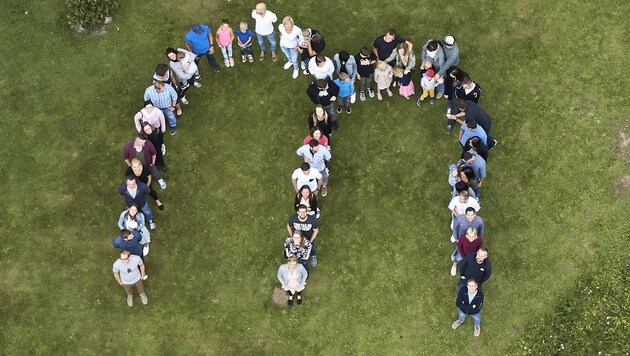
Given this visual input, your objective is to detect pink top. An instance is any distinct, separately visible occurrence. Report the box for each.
[134,108,166,133]
[303,135,329,147]
[216,27,233,47]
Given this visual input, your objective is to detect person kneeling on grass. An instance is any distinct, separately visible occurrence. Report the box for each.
[277,256,308,305]
[452,278,483,337]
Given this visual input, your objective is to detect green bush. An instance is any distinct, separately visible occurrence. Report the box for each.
[66,0,118,28]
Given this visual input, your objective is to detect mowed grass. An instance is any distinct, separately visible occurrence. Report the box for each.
[0,0,628,354]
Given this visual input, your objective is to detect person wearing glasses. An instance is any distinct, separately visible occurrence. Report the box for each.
[112,249,148,307]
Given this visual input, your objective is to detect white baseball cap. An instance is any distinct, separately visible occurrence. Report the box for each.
[444,35,455,46]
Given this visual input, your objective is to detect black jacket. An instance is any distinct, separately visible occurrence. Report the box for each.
[456,286,484,315]
[459,253,492,285]
[306,79,340,107]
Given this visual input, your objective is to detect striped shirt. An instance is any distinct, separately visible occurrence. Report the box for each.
[143,85,177,109]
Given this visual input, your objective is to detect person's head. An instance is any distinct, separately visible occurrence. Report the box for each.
[298,185,312,199]
[360,47,370,57]
[220,18,230,29]
[302,28,311,38]
[300,162,311,173]
[458,190,469,203]
[308,138,319,151]
[125,175,137,189]
[396,42,409,56]
[291,230,306,248]
[466,278,479,294]
[165,47,177,61]
[130,158,143,173]
[127,204,139,217]
[255,2,267,15]
[311,33,322,43]
[155,64,169,77]
[143,99,154,112]
[120,229,132,240]
[120,249,131,263]
[315,54,326,67]
[392,66,404,77]
[426,69,435,78]
[339,72,349,82]
[454,181,469,195]
[287,255,298,266]
[313,104,326,118]
[476,248,488,263]
[461,76,474,90]
[455,98,467,111]
[142,123,154,136]
[339,50,350,63]
[465,227,478,241]
[421,59,433,69]
[376,60,388,71]
[176,52,187,61]
[310,126,323,140]
[239,22,248,32]
[444,35,456,48]
[454,70,468,82]
[282,16,294,32]
[464,207,477,222]
[460,166,475,181]
[315,79,328,89]
[134,135,146,146]
[426,40,439,52]
[153,80,165,92]
[192,24,204,34]
[449,67,461,79]
[469,137,482,151]
[461,151,474,162]
[384,28,397,42]
[296,204,308,219]
[466,119,478,130]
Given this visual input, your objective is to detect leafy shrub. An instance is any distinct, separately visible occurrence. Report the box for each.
[66,0,119,28]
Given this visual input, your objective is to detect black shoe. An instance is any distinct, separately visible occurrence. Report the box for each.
[158,204,165,211]
[489,139,498,151]
[445,125,452,134]
[346,107,351,114]
[194,74,201,80]
[288,298,293,305]
[213,65,220,72]
[297,296,303,305]
[336,106,343,114]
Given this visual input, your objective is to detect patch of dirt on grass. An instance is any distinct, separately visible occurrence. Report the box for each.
[614,175,630,196]
[615,123,630,161]
[272,287,288,306]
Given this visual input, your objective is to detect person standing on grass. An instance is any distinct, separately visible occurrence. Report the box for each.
[236,22,255,63]
[119,175,156,230]
[392,67,414,100]
[140,123,167,172]
[419,39,445,77]
[112,250,148,307]
[294,184,320,218]
[308,105,333,140]
[435,35,460,99]
[308,54,335,80]
[355,47,377,101]
[451,207,484,243]
[277,256,308,305]
[297,139,331,197]
[117,204,152,256]
[134,100,166,139]
[287,204,320,267]
[448,190,480,231]
[374,60,393,101]
[216,19,235,68]
[373,29,413,66]
[113,229,146,267]
[153,64,184,115]
[143,81,178,136]
[125,158,164,211]
[291,162,323,195]
[417,68,437,105]
[458,248,492,291]
[300,29,326,74]
[284,230,312,272]
[278,16,303,79]
[458,151,487,196]
[450,100,496,149]
[333,51,358,83]
[251,2,278,61]
[184,23,221,72]
[459,120,488,148]
[452,278,484,337]
[334,72,355,114]
[303,127,329,151]
[165,47,202,106]
[123,135,166,189]
[384,42,416,77]
[306,79,339,130]
[450,227,483,277]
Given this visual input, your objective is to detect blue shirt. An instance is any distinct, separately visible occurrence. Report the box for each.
[296,144,331,171]
[460,125,487,146]
[236,28,254,46]
[184,24,212,54]
[464,152,487,180]
[144,85,178,110]
[333,79,354,97]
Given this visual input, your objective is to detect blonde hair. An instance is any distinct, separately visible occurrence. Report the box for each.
[466,227,478,239]
[239,21,248,29]
[282,16,294,26]
[376,60,388,71]
[339,72,349,81]
[312,105,328,125]
[392,67,404,76]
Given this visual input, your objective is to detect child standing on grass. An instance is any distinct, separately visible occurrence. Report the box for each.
[333,72,355,114]
[374,60,393,101]
[417,68,438,106]
[236,22,254,63]
[393,66,414,100]
[355,47,377,101]
[216,19,235,67]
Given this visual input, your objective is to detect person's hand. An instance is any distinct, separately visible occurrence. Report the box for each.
[209,46,215,54]
[356,74,361,80]
[434,73,442,81]
[169,107,175,112]
[460,275,466,279]
[451,170,458,178]
[330,96,336,101]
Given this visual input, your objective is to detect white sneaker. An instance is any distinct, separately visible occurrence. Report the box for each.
[450,220,453,230]
[450,263,457,276]
[241,55,246,62]
[224,59,230,67]
[283,62,293,70]
[321,186,328,197]
[292,69,299,79]
[143,245,149,256]
[229,58,235,67]
[193,82,201,88]
[140,293,148,305]
[142,274,148,280]
[149,221,156,230]
[450,235,456,243]
[161,145,166,156]
[158,179,166,189]
[127,295,133,307]
[301,62,306,70]
[180,96,189,105]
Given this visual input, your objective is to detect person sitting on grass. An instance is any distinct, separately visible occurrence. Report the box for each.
[277,256,308,305]
[284,230,312,272]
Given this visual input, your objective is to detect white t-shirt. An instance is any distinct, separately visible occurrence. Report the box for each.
[278,24,303,49]
[448,196,480,216]
[308,57,335,80]
[112,255,143,284]
[292,168,322,192]
[251,10,277,36]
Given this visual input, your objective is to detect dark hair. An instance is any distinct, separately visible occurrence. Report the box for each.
[312,33,322,42]
[165,47,177,56]
[462,152,473,161]
[155,64,169,76]
[467,278,479,286]
[386,28,397,37]
[297,204,308,211]
[455,98,467,110]
[316,54,325,64]
[316,79,327,88]
[360,47,370,56]
[309,126,322,136]
[136,134,147,141]
[461,75,472,85]
[143,99,153,107]
[126,174,137,181]
[298,185,311,194]
[300,162,311,171]
[469,137,482,150]
[308,138,319,147]
[478,247,488,253]
[427,40,439,51]
[465,207,477,214]
[458,190,469,198]
[466,119,478,129]
[454,181,469,194]
[120,229,132,239]
[221,18,229,24]
[460,166,476,180]
[339,51,350,62]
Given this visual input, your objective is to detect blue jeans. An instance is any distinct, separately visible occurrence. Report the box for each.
[437,82,445,95]
[280,45,299,69]
[195,50,219,69]
[141,203,154,222]
[299,259,309,273]
[160,108,176,129]
[451,246,462,263]
[458,308,481,326]
[256,32,277,52]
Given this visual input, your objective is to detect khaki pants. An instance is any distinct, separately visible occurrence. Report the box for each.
[122,279,145,296]
[420,88,435,101]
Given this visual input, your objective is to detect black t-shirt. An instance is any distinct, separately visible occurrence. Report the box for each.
[373,35,405,61]
[463,101,492,133]
[287,214,319,239]
[455,82,482,104]
[125,166,151,186]
[355,52,377,76]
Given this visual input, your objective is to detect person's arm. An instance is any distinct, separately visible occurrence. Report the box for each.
[113,272,122,285]
[452,217,460,239]
[168,86,177,110]
[458,128,464,142]
[293,194,300,209]
[439,46,459,77]
[405,52,416,74]
[477,218,484,238]
[310,227,319,243]
[299,265,308,287]
[481,261,491,284]
[459,256,468,279]
[146,173,152,187]
[457,237,465,256]
[292,178,299,193]
[208,30,215,53]
[230,28,235,43]
[133,111,143,132]
[350,58,358,81]
[383,51,396,64]
[136,213,146,231]
[117,212,125,230]
[372,39,380,60]
[405,40,414,53]
[286,223,293,236]
[304,243,312,260]
[185,41,193,52]
[156,109,166,133]
[277,266,287,289]
[124,159,131,167]
[139,262,146,280]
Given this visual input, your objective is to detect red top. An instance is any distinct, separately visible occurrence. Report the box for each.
[457,235,483,258]
[303,135,329,147]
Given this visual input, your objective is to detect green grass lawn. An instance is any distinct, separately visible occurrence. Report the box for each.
[1,0,628,354]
